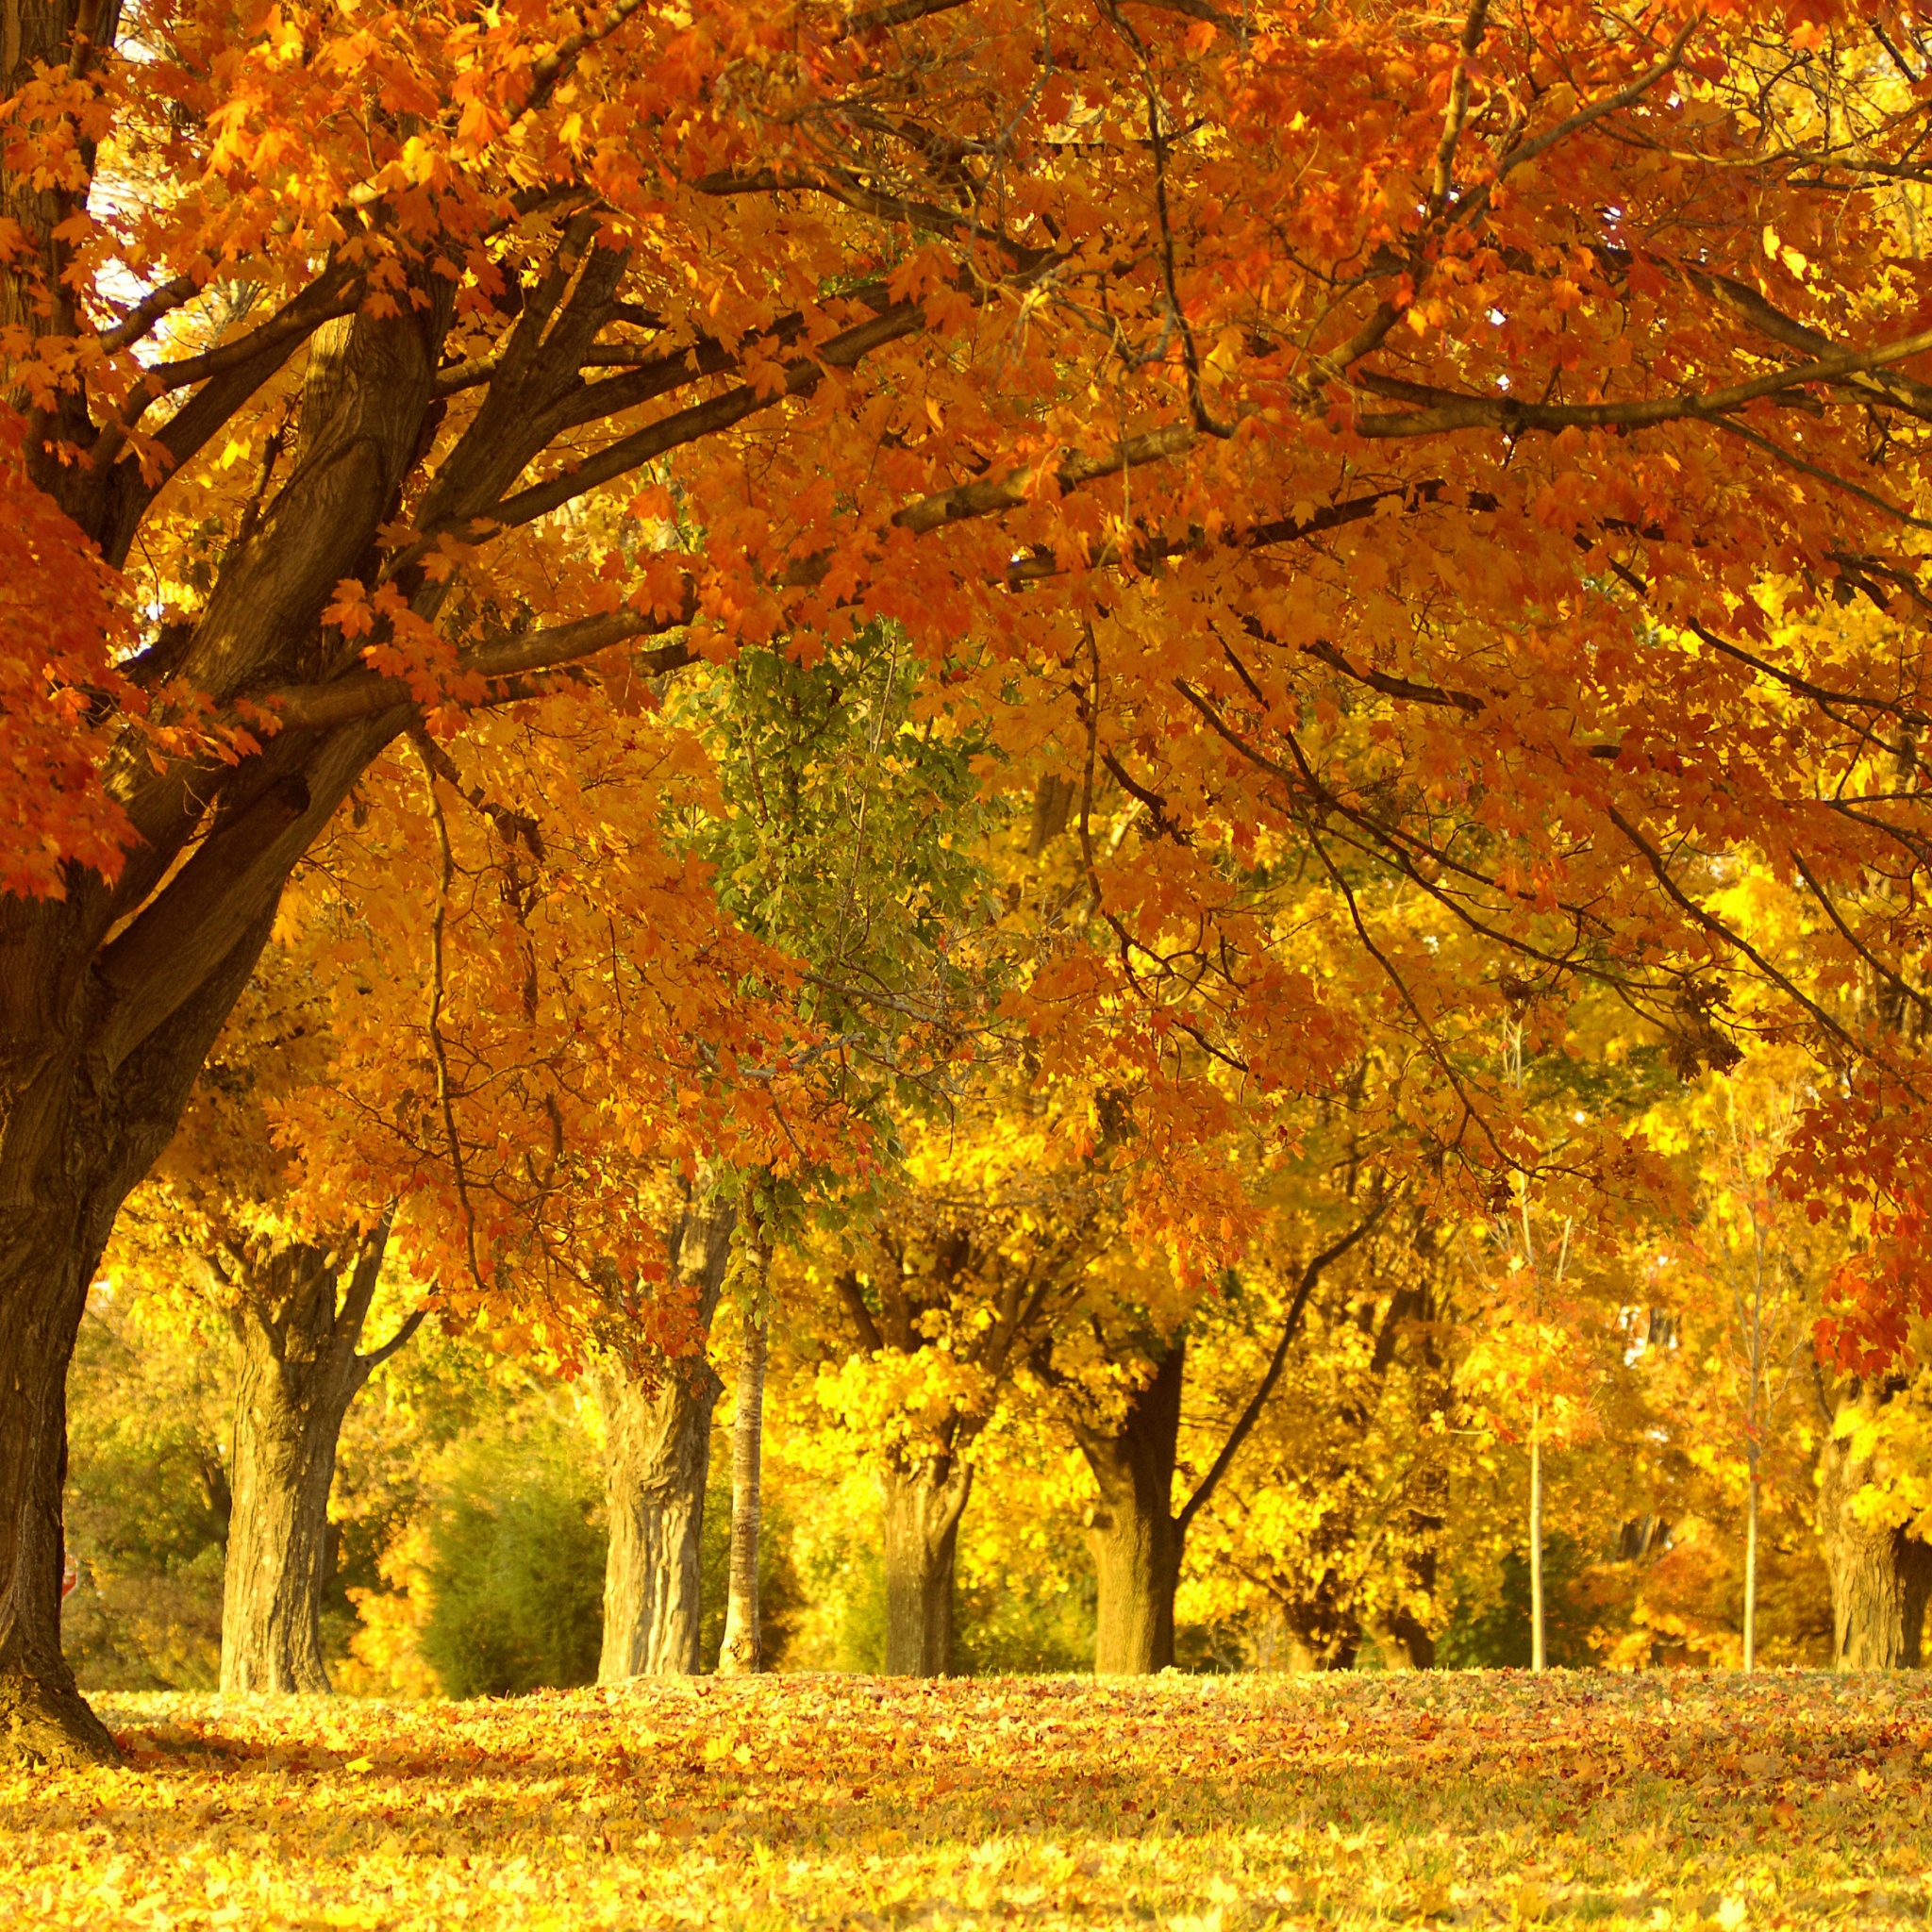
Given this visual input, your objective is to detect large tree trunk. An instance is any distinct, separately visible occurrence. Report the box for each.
[220,1220,411,1693]
[881,1457,973,1676]
[1075,1341,1186,1675]
[1821,1385,1932,1669]
[0,910,280,1762]
[596,1189,736,1681]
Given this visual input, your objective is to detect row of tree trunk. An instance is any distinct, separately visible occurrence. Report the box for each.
[110,1213,1932,1696]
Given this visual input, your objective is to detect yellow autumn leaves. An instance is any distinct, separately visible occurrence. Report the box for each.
[8,1673,1928,1929]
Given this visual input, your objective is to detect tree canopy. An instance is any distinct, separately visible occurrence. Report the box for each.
[15,0,1932,1760]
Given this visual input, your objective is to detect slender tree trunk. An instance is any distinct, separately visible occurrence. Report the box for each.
[716,1241,769,1675]
[1743,1456,1759,1673]
[1075,1341,1186,1675]
[596,1189,736,1680]
[880,1457,973,1676]
[1528,1419,1546,1673]
[1820,1388,1932,1668]
[220,1220,409,1693]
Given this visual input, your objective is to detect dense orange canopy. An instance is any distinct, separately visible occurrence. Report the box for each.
[8,5,1930,1072]
[12,1,1932,1750]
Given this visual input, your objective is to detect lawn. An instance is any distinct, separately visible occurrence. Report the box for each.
[3,1673,1924,1928]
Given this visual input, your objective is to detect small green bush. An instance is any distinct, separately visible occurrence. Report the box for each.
[418,1407,606,1698]
[1437,1534,1595,1670]
[957,1574,1096,1674]
[64,1296,231,1690]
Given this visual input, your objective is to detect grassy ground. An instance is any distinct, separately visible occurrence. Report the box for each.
[3,1672,1926,1928]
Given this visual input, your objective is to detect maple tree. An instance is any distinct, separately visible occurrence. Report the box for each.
[18,0,1932,1762]
[1032,1166,1388,1673]
[800,1101,1101,1674]
[645,626,1004,1679]
[1176,1204,1461,1670]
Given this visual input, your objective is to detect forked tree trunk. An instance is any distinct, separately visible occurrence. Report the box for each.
[880,1457,973,1676]
[596,1190,736,1681]
[220,1220,413,1693]
[1075,1341,1186,1675]
[1821,1387,1932,1668]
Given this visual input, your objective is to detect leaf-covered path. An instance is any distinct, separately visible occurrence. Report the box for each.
[5,1674,1925,1927]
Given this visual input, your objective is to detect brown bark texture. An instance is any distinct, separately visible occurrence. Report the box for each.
[1075,1341,1186,1675]
[0,899,279,1762]
[1820,1385,1932,1669]
[596,1190,736,1681]
[0,0,503,1756]
[880,1457,973,1676]
[220,1221,412,1693]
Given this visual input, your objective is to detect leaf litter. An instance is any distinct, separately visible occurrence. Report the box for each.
[3,1671,1927,1927]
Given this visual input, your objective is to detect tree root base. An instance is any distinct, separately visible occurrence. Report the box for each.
[0,1671,121,1768]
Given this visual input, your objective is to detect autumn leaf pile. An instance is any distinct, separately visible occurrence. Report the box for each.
[5,1674,1927,1928]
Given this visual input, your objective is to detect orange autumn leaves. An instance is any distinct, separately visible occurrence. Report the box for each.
[12,6,1932,1341]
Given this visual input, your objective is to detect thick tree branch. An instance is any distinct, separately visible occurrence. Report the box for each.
[260,613,698,730]
[357,1307,428,1375]
[836,1270,887,1354]
[1353,321,1932,439]
[481,300,929,532]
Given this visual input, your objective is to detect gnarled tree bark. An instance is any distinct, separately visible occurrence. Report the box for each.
[1820,1381,1932,1669]
[596,1187,737,1681]
[880,1456,973,1676]
[220,1218,418,1693]
[1075,1341,1187,1675]
[0,908,276,1761]
[2,268,448,1756]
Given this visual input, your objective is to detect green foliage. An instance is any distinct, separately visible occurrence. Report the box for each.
[772,1444,1096,1675]
[806,1540,891,1673]
[328,1319,522,1670]
[956,1574,1096,1675]
[1437,1534,1597,1671]
[417,1402,607,1699]
[63,1291,231,1691]
[673,624,1009,1145]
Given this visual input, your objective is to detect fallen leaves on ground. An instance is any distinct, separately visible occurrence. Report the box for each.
[4,1672,1928,1927]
